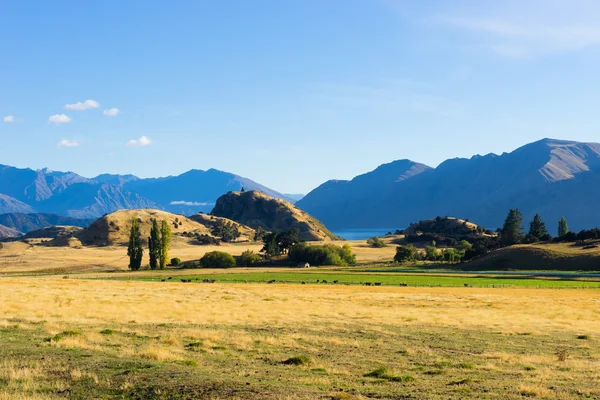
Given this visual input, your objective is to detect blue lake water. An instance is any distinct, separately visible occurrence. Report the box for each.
[332,228,397,241]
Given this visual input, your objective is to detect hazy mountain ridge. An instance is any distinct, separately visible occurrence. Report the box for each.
[0,165,292,218]
[0,213,94,235]
[297,139,600,231]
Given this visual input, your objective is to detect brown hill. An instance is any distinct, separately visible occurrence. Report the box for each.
[460,242,600,271]
[20,225,82,240]
[211,190,338,241]
[404,217,488,236]
[188,213,256,241]
[76,209,213,246]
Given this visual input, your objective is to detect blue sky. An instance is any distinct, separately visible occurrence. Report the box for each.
[2,0,600,194]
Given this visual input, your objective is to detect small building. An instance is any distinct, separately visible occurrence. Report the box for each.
[297,262,310,268]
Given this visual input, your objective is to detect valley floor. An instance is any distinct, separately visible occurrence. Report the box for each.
[1,278,599,399]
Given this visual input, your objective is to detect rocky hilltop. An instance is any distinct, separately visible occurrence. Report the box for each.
[211,190,338,241]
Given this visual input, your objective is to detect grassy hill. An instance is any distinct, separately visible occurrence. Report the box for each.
[461,241,600,271]
[211,190,339,241]
[404,216,489,236]
[188,213,256,241]
[76,209,213,246]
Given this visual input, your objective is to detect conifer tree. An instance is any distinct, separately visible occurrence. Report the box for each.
[127,218,143,270]
[501,209,524,245]
[159,220,172,269]
[528,214,548,239]
[148,218,161,270]
[558,217,569,237]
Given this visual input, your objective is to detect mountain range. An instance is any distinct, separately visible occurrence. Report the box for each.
[297,139,600,233]
[2,138,599,235]
[0,165,294,219]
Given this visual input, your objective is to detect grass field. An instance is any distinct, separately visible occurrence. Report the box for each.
[102,270,600,288]
[2,236,600,398]
[0,277,599,399]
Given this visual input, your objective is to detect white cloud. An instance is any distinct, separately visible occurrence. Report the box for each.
[3,116,16,123]
[64,99,100,111]
[48,114,72,125]
[170,201,214,206]
[126,136,152,147]
[103,108,120,117]
[57,139,81,148]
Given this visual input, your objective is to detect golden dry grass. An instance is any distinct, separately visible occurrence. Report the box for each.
[0,277,599,398]
[1,278,598,335]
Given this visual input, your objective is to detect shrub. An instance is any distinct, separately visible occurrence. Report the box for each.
[282,355,310,365]
[425,244,438,261]
[366,236,386,248]
[394,245,416,263]
[195,234,220,245]
[200,251,236,268]
[237,250,262,267]
[288,243,356,266]
[170,257,181,266]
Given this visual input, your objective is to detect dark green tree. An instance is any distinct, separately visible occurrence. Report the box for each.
[558,217,569,237]
[237,250,262,267]
[261,232,282,258]
[394,245,416,263]
[148,218,160,270]
[127,218,143,271]
[279,229,299,254]
[528,214,548,239]
[211,220,240,242]
[159,220,172,269]
[200,251,236,268]
[501,209,524,245]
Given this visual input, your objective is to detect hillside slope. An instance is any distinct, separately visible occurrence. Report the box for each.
[211,190,338,241]
[461,242,600,271]
[188,213,256,241]
[0,224,21,239]
[298,139,600,231]
[76,209,212,246]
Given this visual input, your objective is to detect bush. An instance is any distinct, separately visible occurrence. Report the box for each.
[170,257,181,266]
[237,250,262,267]
[366,236,386,248]
[288,243,356,266]
[195,234,220,245]
[200,251,236,268]
[394,245,416,263]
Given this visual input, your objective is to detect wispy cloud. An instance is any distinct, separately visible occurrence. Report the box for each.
[103,108,120,117]
[126,136,152,147]
[48,114,72,125]
[170,201,214,206]
[432,1,600,57]
[3,115,16,123]
[64,99,100,111]
[57,139,81,148]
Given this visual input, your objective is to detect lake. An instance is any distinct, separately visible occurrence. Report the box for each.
[332,228,397,241]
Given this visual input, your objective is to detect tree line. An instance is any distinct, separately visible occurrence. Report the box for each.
[127,218,172,270]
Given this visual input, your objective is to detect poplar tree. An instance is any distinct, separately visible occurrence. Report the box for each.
[127,218,143,270]
[558,217,569,237]
[159,220,172,269]
[148,218,161,270]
